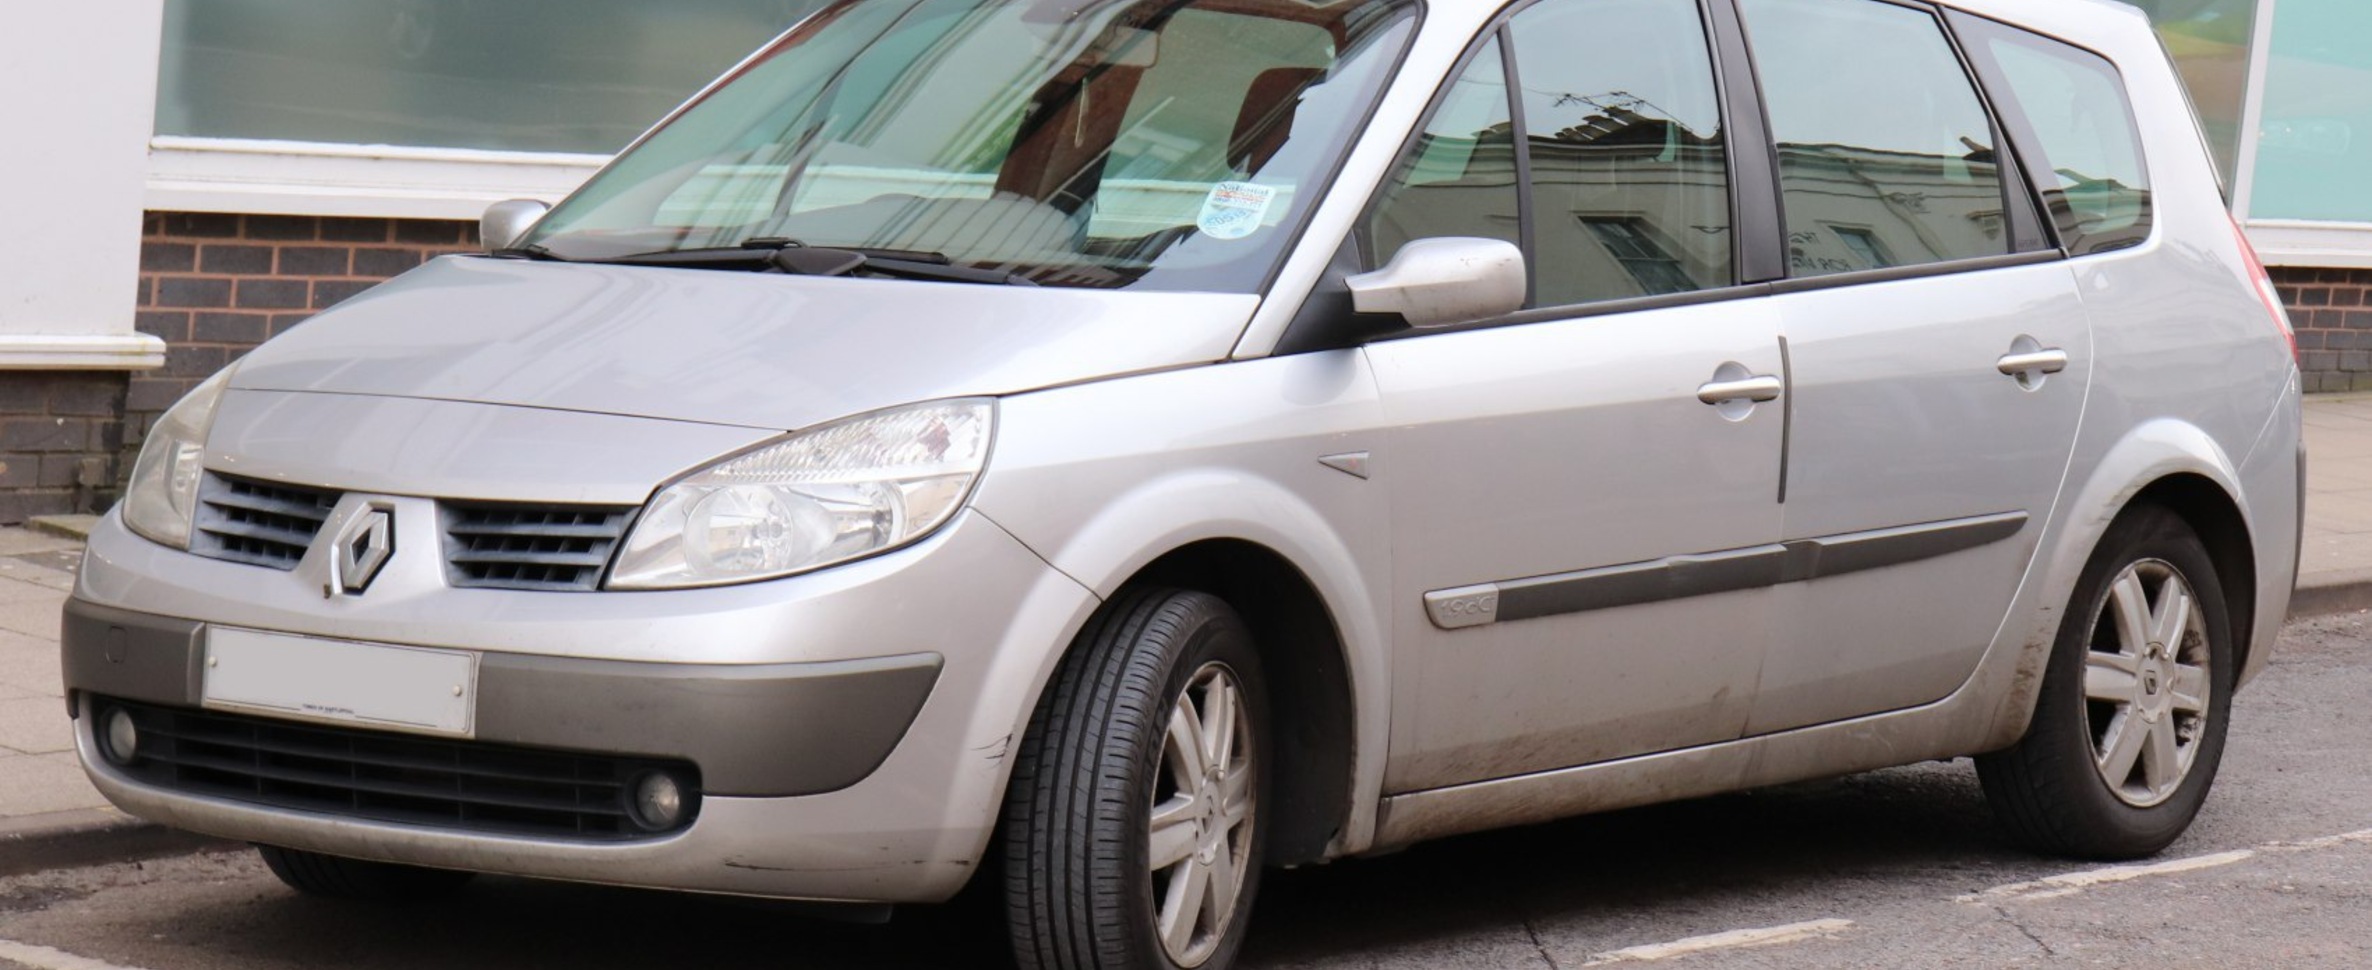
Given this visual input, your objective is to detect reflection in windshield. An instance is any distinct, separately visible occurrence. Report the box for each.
[524,0,1416,291]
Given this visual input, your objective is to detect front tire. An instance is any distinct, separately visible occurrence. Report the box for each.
[1977,504,2235,859]
[1004,588,1270,970]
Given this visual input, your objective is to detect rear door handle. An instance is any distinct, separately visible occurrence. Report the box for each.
[1697,375,1783,405]
[1996,349,2068,376]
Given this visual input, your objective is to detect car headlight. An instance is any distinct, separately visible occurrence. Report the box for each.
[121,368,234,550]
[607,399,994,589]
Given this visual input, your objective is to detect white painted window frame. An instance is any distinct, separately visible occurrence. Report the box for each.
[2231,0,2372,269]
[146,137,610,223]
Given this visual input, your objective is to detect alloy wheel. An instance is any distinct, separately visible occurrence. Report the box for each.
[1146,661,1257,967]
[2083,559,2211,808]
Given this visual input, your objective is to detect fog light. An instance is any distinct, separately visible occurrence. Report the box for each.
[628,771,686,831]
[102,707,140,765]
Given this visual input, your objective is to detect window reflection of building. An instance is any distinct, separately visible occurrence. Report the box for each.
[1526,112,1729,302]
[1775,144,2007,277]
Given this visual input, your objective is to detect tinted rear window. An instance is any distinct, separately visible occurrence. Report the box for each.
[1978,29,2153,255]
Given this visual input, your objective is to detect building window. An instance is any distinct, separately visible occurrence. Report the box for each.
[2250,0,2372,223]
[1830,225,1893,270]
[1583,218,1700,295]
[155,0,827,156]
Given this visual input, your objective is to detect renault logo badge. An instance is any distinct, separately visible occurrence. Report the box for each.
[326,505,395,597]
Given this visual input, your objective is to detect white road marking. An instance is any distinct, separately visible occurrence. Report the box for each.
[0,939,155,970]
[1957,849,2257,903]
[2264,828,2372,851]
[1579,918,1854,965]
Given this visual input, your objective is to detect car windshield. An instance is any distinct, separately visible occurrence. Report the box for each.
[521,0,1419,292]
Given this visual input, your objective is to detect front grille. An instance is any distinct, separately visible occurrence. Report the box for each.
[100,699,697,842]
[190,473,342,569]
[440,504,634,591]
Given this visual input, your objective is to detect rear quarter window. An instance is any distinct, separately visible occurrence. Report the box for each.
[1972,27,2154,256]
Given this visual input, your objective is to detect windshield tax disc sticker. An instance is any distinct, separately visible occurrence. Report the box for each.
[1198,182,1278,241]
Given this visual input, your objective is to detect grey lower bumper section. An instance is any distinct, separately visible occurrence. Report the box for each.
[61,598,940,797]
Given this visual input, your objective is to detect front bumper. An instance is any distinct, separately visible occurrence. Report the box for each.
[65,508,1100,902]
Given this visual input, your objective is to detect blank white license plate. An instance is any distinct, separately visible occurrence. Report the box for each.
[202,628,478,738]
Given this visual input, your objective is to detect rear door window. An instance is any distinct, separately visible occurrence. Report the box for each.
[1739,0,2012,277]
[1970,27,2154,255]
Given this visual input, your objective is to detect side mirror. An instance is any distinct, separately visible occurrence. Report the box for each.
[480,199,551,253]
[1345,237,1526,328]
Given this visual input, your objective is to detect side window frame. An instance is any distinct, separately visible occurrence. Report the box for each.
[1946,8,2156,258]
[1716,0,2057,294]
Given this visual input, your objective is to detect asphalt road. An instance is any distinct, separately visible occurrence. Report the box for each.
[4,614,2369,970]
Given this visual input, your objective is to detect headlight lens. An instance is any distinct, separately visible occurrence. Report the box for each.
[607,399,994,589]
[121,369,233,550]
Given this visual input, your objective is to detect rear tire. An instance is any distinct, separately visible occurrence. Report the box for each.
[1003,587,1270,970]
[1977,504,2235,859]
[256,845,475,901]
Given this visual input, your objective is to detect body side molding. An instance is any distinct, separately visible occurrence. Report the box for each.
[1423,511,2029,629]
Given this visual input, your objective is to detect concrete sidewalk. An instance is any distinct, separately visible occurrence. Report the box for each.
[7,396,2372,871]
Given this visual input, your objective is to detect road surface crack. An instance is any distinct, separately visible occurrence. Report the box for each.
[1995,904,2057,957]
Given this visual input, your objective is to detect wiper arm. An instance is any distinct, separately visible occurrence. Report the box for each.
[860,254,1037,286]
[491,244,570,261]
[752,238,1027,283]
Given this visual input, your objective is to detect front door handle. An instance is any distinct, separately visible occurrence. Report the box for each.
[1996,348,2068,377]
[1697,375,1783,405]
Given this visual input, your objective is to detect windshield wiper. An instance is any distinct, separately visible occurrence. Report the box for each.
[491,244,570,261]
[586,239,1035,285]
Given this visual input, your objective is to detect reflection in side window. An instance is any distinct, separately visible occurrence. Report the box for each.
[1514,0,1731,305]
[1740,0,2010,278]
[1366,39,1519,270]
[1982,33,2153,255]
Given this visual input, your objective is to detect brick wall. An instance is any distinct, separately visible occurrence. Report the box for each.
[2276,267,2372,393]
[0,373,129,523]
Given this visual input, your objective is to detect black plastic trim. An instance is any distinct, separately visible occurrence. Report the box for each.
[60,599,943,797]
[1496,23,1539,308]
[1455,510,2030,625]
[1702,0,1785,284]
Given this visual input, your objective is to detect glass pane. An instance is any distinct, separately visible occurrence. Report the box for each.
[1512,0,1730,305]
[157,0,831,154]
[1983,31,2153,255]
[1366,39,1519,271]
[1741,0,2010,277]
[2124,0,2258,183]
[2250,0,2372,222]
[526,0,1419,293]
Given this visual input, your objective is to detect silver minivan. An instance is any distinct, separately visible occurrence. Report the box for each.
[65,0,2301,966]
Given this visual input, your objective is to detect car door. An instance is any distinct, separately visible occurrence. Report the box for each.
[1360,0,1789,794]
[1732,0,2092,734]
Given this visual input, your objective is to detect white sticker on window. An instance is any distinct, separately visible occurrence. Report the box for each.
[1197,182,1278,241]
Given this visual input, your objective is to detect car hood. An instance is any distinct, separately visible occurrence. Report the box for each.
[230,256,1259,431]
